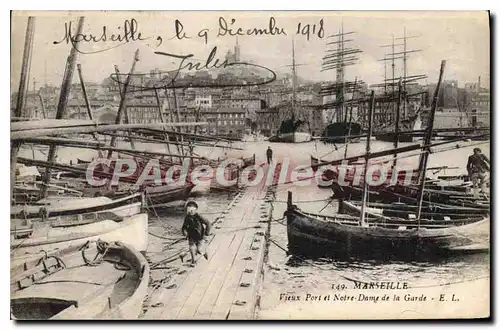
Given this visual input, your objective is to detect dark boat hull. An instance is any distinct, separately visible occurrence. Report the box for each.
[340,200,490,220]
[332,183,489,208]
[321,122,362,143]
[269,132,312,143]
[286,206,489,259]
[145,184,195,205]
[100,184,194,206]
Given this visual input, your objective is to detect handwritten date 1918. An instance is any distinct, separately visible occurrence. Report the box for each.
[296,19,324,40]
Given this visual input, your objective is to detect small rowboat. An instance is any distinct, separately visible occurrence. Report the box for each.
[11,193,143,220]
[11,212,148,258]
[11,240,149,320]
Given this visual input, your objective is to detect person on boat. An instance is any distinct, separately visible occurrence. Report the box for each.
[467,147,490,196]
[181,200,211,266]
[266,146,273,165]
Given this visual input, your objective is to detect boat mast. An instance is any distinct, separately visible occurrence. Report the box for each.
[391,35,395,123]
[393,78,402,167]
[114,65,136,150]
[292,38,296,121]
[344,76,358,159]
[394,31,423,120]
[321,24,361,126]
[416,60,446,222]
[40,16,84,199]
[11,16,36,202]
[360,90,375,227]
[154,88,174,163]
[76,64,101,145]
[106,49,140,159]
[379,31,423,127]
[172,87,186,156]
[403,27,407,118]
[38,93,47,119]
[340,22,345,123]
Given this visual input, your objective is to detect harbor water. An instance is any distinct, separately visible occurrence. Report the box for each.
[17,139,491,318]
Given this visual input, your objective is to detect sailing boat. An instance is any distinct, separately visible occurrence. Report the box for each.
[375,111,423,143]
[374,29,428,143]
[320,25,363,144]
[269,40,312,143]
[284,62,490,259]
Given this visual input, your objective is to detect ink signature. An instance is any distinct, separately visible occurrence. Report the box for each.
[53,19,150,54]
[110,46,277,90]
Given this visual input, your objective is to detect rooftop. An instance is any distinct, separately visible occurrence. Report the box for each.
[213,107,247,114]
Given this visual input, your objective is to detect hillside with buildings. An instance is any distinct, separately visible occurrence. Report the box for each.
[11,40,490,139]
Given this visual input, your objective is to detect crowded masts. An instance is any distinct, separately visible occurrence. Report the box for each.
[283,38,306,120]
[321,22,363,124]
[377,28,427,124]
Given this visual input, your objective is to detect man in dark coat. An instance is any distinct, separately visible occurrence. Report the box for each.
[466,147,490,196]
[181,200,211,266]
[266,146,273,165]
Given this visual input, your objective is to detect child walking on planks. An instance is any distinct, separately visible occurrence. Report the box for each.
[181,200,212,266]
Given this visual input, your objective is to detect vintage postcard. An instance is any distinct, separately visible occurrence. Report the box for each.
[10,11,490,320]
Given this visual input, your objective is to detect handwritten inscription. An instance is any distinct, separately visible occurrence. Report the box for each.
[53,19,149,54]
[217,17,287,37]
[297,19,324,40]
[155,47,229,82]
[53,16,325,53]
[110,46,277,90]
[51,16,325,89]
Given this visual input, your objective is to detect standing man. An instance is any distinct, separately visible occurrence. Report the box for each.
[466,147,490,197]
[181,200,211,266]
[266,146,273,165]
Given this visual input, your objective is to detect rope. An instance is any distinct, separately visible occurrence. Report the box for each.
[148,187,249,270]
[267,237,386,286]
[148,231,182,240]
[81,241,110,267]
[145,191,179,234]
[148,193,241,269]
[35,252,67,269]
[214,225,263,234]
[259,197,331,204]
[270,216,286,225]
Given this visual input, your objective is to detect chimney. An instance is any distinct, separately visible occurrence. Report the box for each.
[477,76,481,93]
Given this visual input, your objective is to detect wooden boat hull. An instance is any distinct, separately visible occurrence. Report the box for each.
[340,200,490,220]
[11,213,149,259]
[286,205,489,259]
[94,184,194,207]
[190,179,212,197]
[11,241,149,320]
[77,158,91,165]
[269,132,312,143]
[144,183,194,206]
[210,166,240,192]
[332,183,489,209]
[321,122,362,143]
[11,193,143,219]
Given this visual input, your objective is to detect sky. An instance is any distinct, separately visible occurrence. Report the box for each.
[11,11,490,93]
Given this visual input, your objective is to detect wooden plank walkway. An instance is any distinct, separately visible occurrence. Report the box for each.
[142,182,274,320]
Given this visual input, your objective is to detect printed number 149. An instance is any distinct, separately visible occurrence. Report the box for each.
[331,283,347,290]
